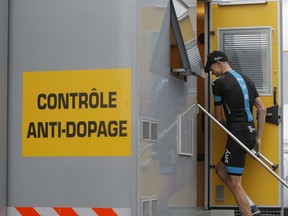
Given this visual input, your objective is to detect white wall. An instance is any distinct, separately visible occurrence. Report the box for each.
[8,0,136,212]
[0,0,8,215]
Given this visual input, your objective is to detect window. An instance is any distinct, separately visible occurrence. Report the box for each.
[177,114,194,156]
[219,27,272,95]
[170,0,205,80]
[141,118,158,142]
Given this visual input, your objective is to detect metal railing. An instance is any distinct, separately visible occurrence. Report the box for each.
[198,104,288,189]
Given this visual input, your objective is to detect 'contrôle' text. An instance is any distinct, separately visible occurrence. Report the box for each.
[37,90,117,110]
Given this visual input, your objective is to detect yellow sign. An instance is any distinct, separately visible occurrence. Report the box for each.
[22,69,131,157]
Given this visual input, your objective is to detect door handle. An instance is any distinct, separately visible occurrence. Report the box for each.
[256,105,280,125]
[265,105,280,125]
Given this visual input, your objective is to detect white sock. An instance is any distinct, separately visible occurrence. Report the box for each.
[247,196,254,207]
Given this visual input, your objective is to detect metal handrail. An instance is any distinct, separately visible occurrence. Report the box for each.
[198,104,288,189]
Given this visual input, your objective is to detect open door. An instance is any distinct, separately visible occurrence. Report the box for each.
[208,0,281,213]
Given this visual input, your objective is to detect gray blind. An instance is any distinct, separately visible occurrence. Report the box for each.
[219,28,271,95]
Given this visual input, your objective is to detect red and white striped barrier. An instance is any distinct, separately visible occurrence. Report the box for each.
[8,207,131,216]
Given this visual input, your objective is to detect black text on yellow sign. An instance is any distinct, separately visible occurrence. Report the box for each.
[22,69,131,157]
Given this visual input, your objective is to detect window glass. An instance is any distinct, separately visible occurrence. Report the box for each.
[219,28,271,95]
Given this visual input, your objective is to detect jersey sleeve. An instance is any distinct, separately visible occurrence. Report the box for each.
[212,78,223,106]
[252,84,259,99]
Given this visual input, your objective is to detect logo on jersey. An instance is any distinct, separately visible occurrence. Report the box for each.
[225,148,231,164]
[248,126,256,133]
[224,103,231,114]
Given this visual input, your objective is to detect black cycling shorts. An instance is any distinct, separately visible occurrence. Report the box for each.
[220,122,257,176]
